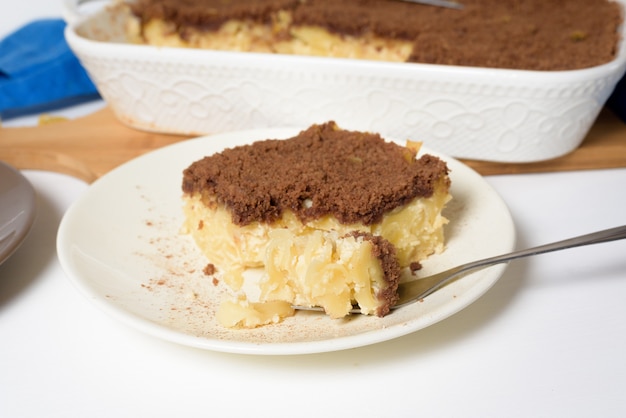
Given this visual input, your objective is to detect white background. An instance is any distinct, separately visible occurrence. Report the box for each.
[1,2,626,417]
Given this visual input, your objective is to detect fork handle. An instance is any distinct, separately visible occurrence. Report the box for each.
[462,224,626,273]
[405,225,626,304]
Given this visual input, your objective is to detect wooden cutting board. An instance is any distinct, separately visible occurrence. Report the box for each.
[1,106,625,183]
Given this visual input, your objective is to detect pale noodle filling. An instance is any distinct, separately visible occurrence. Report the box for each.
[126,9,413,62]
[182,176,450,328]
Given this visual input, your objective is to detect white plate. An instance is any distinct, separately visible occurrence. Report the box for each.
[0,162,36,266]
[57,128,515,355]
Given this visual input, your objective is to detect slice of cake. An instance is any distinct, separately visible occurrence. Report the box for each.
[217,229,401,328]
[182,121,451,327]
[123,0,622,70]
[262,229,401,317]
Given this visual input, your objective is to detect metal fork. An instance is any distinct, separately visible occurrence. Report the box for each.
[397,0,464,10]
[294,225,626,314]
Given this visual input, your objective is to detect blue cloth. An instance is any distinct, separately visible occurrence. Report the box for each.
[0,19,99,119]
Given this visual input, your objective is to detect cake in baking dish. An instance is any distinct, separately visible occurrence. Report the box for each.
[181,121,451,327]
[123,0,622,70]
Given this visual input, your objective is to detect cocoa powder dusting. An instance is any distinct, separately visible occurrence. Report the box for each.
[182,121,449,226]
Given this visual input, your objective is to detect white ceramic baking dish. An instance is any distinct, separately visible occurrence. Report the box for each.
[64,0,626,162]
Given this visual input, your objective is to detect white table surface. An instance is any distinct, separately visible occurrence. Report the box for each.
[2,3,626,418]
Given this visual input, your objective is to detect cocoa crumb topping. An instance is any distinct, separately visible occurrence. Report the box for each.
[203,263,216,276]
[130,0,298,30]
[406,0,622,70]
[182,121,449,226]
[410,261,423,274]
[131,0,622,70]
[345,231,401,316]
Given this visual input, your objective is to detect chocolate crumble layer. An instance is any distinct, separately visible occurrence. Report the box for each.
[130,0,299,29]
[182,121,449,226]
[131,0,623,70]
[345,231,401,317]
